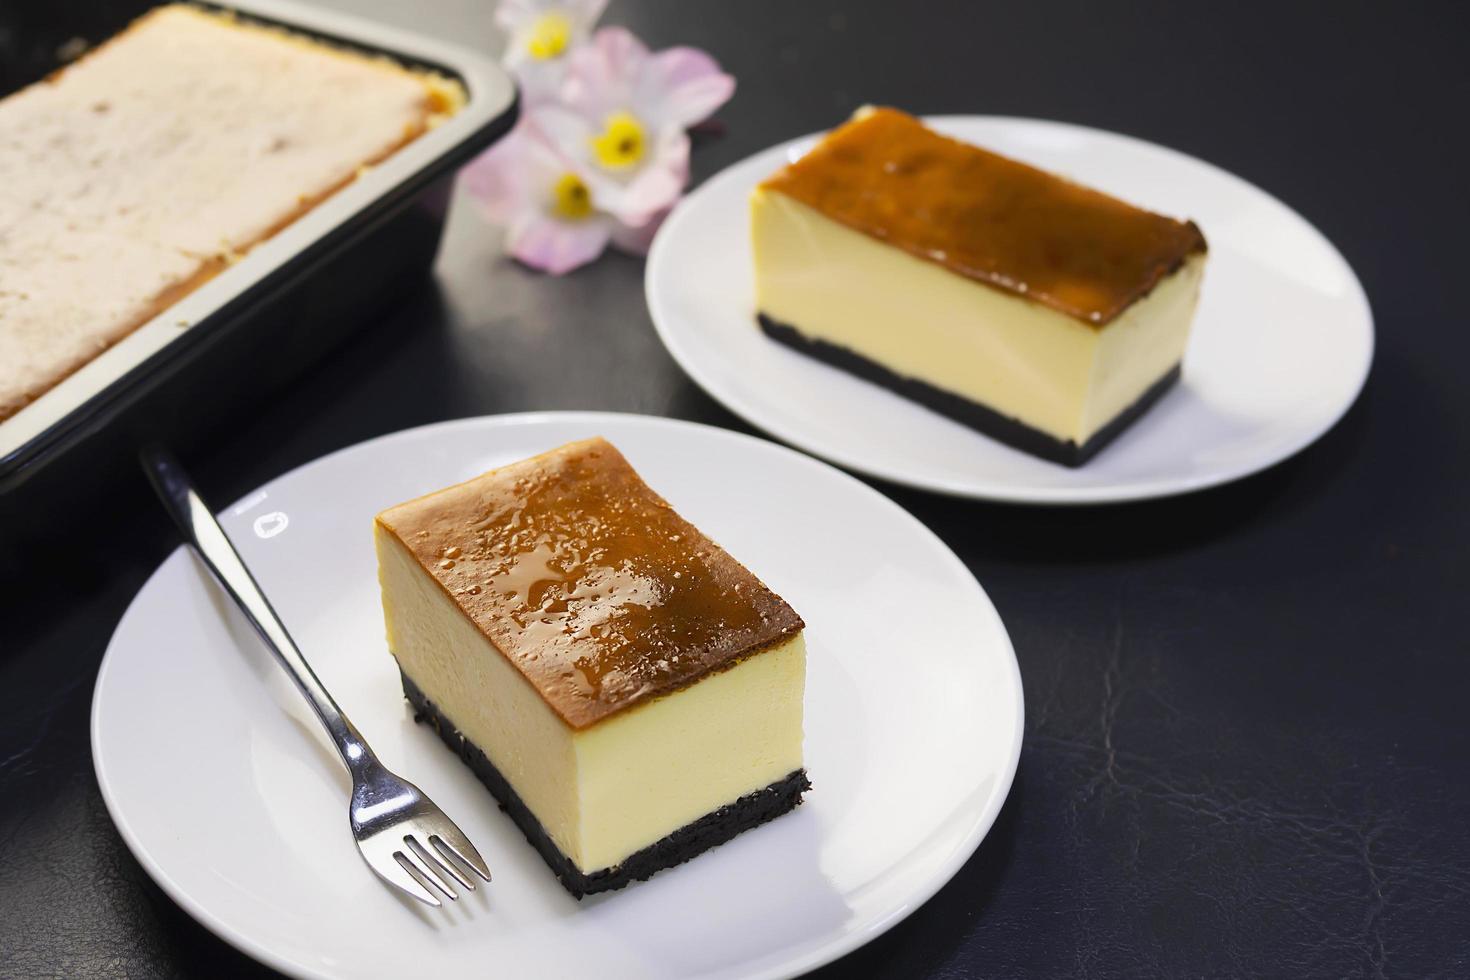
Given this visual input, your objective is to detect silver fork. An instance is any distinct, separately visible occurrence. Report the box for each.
[142,447,491,907]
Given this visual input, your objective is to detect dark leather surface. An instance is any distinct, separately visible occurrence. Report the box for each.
[3,0,1468,976]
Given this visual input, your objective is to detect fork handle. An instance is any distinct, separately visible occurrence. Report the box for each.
[141,446,377,775]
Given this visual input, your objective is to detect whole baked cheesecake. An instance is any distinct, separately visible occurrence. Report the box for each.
[0,4,462,422]
[751,107,1208,466]
[374,437,808,897]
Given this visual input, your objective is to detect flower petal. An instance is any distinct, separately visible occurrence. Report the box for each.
[507,56,570,107]
[494,0,543,32]
[564,26,650,119]
[462,117,594,231]
[525,105,596,149]
[460,123,545,223]
[650,126,691,189]
[506,212,613,274]
[524,105,599,172]
[496,0,608,36]
[499,0,607,77]
[571,0,611,28]
[586,129,688,224]
[609,206,670,256]
[637,47,736,129]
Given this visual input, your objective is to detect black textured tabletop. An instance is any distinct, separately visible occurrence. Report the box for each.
[3,1,1467,977]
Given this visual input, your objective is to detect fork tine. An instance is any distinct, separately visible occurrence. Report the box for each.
[372,852,442,908]
[397,847,458,901]
[429,827,492,883]
[407,834,474,892]
[428,834,487,887]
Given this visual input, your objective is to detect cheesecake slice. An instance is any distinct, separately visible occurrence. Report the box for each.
[374,437,808,897]
[751,107,1208,466]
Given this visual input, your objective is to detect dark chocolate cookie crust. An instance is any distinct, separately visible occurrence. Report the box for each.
[401,669,810,898]
[757,313,1181,467]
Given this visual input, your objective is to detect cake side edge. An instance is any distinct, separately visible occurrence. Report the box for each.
[399,667,810,898]
[758,313,1180,467]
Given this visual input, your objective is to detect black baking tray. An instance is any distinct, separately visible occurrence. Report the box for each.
[0,0,518,544]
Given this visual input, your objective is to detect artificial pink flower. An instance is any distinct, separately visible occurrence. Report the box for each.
[565,27,737,134]
[495,0,608,106]
[541,27,733,229]
[469,18,735,271]
[528,105,688,229]
[460,116,617,274]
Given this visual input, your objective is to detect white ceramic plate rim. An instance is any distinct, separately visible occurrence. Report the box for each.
[647,115,1375,505]
[91,411,1024,980]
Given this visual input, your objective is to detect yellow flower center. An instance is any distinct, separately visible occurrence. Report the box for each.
[590,111,646,170]
[551,171,594,220]
[526,12,572,60]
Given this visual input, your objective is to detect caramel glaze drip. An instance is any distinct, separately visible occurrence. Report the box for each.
[759,107,1207,326]
[376,437,804,730]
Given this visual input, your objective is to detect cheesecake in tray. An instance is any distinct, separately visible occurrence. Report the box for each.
[0,4,461,422]
[751,107,1208,466]
[374,438,809,897]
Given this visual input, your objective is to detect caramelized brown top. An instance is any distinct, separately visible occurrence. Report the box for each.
[759,107,1207,326]
[376,437,804,729]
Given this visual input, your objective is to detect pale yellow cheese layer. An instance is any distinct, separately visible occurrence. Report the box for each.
[751,187,1205,445]
[375,525,806,873]
[574,631,805,871]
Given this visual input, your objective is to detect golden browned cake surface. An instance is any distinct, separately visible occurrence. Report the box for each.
[375,437,805,729]
[0,4,461,421]
[759,106,1206,326]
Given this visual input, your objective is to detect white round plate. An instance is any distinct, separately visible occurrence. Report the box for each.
[93,412,1023,980]
[647,116,1374,504]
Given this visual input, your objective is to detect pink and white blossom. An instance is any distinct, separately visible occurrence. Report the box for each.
[460,117,616,275]
[528,105,689,230]
[495,0,608,106]
[564,27,736,135]
[469,9,735,273]
[550,28,735,234]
